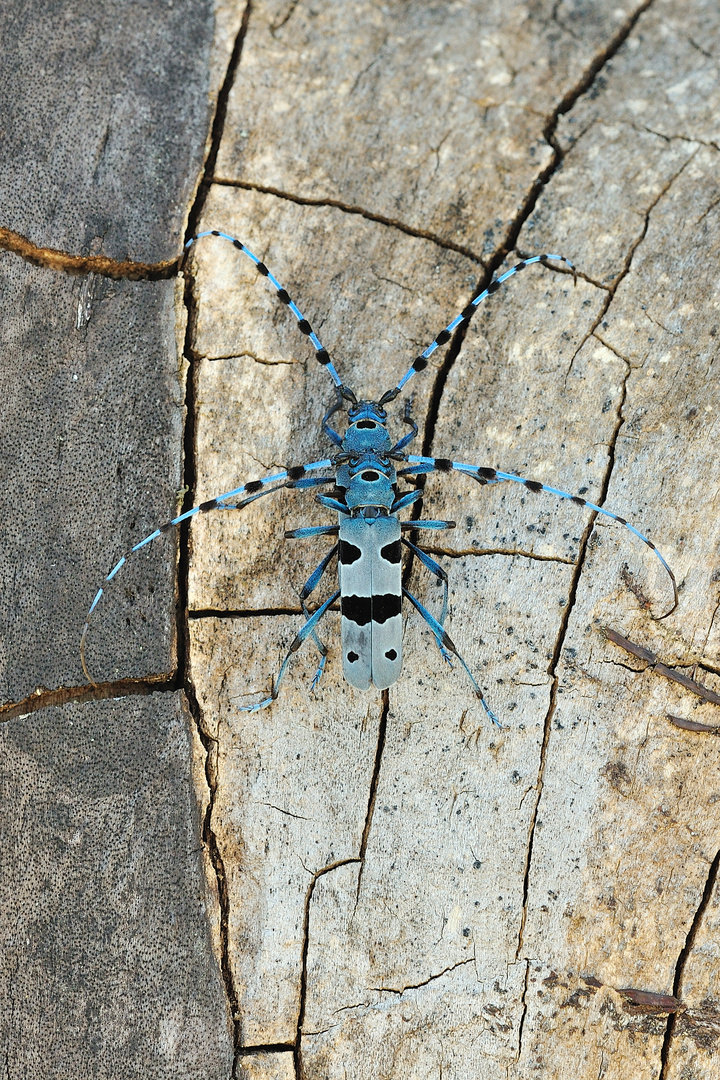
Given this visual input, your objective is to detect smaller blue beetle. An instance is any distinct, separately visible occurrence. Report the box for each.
[82,232,678,723]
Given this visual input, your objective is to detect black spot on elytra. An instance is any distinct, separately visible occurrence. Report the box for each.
[380,540,401,564]
[373,594,402,624]
[339,541,362,565]
[342,595,371,626]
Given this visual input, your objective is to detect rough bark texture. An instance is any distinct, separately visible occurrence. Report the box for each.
[0,694,233,1077]
[0,0,241,1074]
[3,1,720,1078]
[0,262,184,700]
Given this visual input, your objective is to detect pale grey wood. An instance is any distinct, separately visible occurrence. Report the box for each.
[237,1052,295,1079]
[191,615,384,1046]
[186,1,720,1076]
[216,0,639,256]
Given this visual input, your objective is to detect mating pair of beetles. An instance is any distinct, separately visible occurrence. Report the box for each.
[81,232,678,723]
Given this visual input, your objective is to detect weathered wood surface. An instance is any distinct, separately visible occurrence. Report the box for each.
[0,694,233,1077]
[3,1,720,1078]
[0,0,240,1075]
[0,263,184,700]
[189,2,720,1077]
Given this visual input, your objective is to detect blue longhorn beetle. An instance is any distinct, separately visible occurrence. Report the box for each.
[82,231,678,723]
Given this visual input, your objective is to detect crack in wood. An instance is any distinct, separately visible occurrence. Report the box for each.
[184,0,253,247]
[200,350,298,366]
[176,7,256,1072]
[289,694,390,1074]
[634,122,720,153]
[354,690,390,904]
[211,176,487,265]
[515,959,531,1064]
[188,608,330,620]
[295,857,362,1080]
[191,680,242,1055]
[565,147,700,377]
[405,1,661,594]
[422,544,576,566]
[0,674,173,722]
[0,225,179,280]
[269,0,302,36]
[236,1042,295,1054]
[659,847,720,1078]
[485,0,658,284]
[371,956,474,996]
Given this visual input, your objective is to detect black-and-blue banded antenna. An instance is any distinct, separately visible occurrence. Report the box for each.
[184,230,357,402]
[379,253,575,405]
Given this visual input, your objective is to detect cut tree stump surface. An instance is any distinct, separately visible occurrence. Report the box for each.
[0,694,233,1078]
[0,0,216,261]
[2,1,720,1078]
[0,262,184,700]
